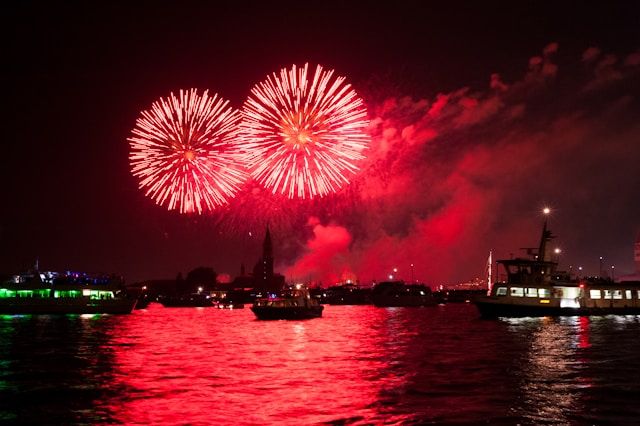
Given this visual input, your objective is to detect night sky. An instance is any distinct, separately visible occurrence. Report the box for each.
[2,2,639,285]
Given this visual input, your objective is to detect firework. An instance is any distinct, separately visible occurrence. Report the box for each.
[128,89,246,214]
[239,63,370,199]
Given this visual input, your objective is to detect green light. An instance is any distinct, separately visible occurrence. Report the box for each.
[0,289,17,299]
[54,290,82,298]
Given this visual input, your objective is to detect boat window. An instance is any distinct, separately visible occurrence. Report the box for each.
[510,287,524,297]
[0,289,17,298]
[589,290,602,299]
[604,290,613,299]
[613,290,623,300]
[54,290,81,298]
[625,290,632,300]
[496,287,507,296]
[538,288,551,298]
[525,288,538,297]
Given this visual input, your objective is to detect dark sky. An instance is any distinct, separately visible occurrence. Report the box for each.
[2,1,639,284]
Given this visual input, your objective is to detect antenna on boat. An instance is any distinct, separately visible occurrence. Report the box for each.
[487,250,493,295]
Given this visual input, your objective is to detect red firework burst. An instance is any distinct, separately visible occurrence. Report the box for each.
[239,63,370,199]
[128,89,246,214]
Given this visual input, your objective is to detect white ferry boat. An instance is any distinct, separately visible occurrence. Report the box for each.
[475,217,640,318]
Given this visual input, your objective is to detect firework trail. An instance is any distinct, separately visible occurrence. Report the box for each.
[128,89,246,214]
[239,63,370,199]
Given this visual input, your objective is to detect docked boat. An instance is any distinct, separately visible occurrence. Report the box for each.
[216,300,244,309]
[251,284,323,320]
[371,281,436,307]
[322,282,372,305]
[0,271,137,314]
[158,292,214,307]
[475,216,640,318]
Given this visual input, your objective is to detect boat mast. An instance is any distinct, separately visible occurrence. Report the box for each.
[538,208,554,262]
[487,250,493,296]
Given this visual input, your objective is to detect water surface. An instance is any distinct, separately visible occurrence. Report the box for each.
[1,304,640,424]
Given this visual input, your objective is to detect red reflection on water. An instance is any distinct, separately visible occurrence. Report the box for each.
[578,316,590,349]
[101,305,395,425]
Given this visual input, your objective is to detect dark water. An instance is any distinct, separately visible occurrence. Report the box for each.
[1,304,640,425]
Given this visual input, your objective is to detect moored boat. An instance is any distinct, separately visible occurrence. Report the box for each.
[371,281,436,307]
[0,271,137,314]
[475,213,640,318]
[158,293,215,307]
[251,284,323,320]
[322,282,372,305]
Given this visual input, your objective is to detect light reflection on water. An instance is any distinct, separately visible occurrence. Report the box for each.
[1,305,640,424]
[503,314,640,425]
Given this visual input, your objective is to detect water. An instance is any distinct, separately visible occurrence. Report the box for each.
[1,304,640,425]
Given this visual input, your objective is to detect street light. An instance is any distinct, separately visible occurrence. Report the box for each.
[611,265,616,281]
[410,263,415,283]
[543,207,551,215]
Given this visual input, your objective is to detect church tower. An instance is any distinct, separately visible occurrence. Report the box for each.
[253,226,275,291]
[263,226,273,263]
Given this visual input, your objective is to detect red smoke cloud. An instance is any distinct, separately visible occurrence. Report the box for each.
[280,43,640,286]
[284,218,353,285]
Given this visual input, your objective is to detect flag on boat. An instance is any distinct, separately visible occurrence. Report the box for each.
[487,250,493,295]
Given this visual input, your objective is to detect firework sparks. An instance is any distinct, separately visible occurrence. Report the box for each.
[239,63,370,199]
[128,89,246,214]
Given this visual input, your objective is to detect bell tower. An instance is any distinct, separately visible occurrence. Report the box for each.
[253,226,275,291]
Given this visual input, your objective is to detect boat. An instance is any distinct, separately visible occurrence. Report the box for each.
[251,284,324,320]
[134,291,153,309]
[322,282,372,305]
[371,281,436,307]
[129,285,152,309]
[214,289,246,309]
[216,300,244,309]
[474,214,640,318]
[433,288,487,304]
[158,292,214,307]
[0,270,137,314]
